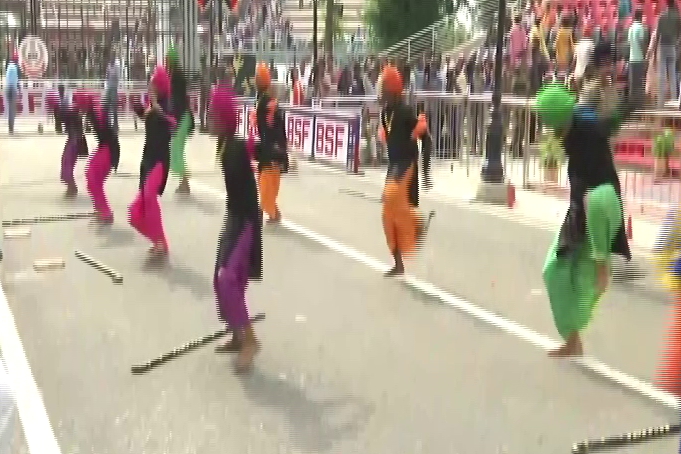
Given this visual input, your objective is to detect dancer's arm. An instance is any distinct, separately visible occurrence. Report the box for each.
[132,102,146,119]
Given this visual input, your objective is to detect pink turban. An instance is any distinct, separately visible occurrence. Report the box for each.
[150,65,171,98]
[209,82,239,139]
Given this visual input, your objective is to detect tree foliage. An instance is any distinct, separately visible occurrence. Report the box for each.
[363,0,450,51]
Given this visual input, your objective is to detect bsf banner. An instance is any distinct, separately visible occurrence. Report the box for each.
[239,101,361,173]
[0,88,200,116]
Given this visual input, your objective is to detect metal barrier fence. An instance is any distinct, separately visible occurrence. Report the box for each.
[319,92,681,218]
[1,81,679,217]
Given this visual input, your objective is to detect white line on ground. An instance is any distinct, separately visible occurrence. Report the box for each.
[0,277,62,453]
[191,178,681,411]
[300,160,661,260]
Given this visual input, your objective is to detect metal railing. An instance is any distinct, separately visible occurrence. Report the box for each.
[376,13,478,61]
[317,91,681,218]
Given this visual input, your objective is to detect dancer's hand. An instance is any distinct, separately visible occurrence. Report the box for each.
[595,262,609,297]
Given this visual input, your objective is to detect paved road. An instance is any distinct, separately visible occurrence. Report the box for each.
[0,133,679,454]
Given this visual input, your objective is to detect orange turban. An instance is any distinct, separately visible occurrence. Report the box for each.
[381,65,403,95]
[255,63,271,90]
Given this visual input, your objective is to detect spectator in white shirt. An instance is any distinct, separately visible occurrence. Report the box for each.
[573,27,595,91]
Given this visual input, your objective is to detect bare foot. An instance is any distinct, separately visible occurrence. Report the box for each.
[148,243,168,257]
[235,341,260,373]
[548,336,583,357]
[97,214,114,225]
[175,182,190,194]
[64,186,78,198]
[384,266,404,277]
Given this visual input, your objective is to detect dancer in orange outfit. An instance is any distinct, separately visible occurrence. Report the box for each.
[378,65,434,276]
[251,63,288,224]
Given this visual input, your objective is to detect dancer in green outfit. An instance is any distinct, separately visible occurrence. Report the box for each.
[535,67,635,356]
[166,46,195,194]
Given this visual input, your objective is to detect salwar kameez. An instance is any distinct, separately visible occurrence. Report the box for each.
[253,91,288,222]
[170,111,193,177]
[168,64,194,180]
[540,108,631,349]
[85,106,120,222]
[57,106,88,192]
[128,101,174,250]
[543,183,623,339]
[60,137,78,188]
[214,137,263,330]
[379,101,432,262]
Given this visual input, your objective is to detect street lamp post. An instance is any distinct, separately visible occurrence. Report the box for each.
[312,0,318,95]
[312,0,318,65]
[480,0,507,185]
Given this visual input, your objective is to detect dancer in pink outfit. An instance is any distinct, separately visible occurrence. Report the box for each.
[79,95,120,224]
[128,66,176,256]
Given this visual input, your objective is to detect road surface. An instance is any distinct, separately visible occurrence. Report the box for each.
[0,133,678,454]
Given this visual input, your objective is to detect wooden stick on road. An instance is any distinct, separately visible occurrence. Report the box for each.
[2,212,94,227]
[74,250,124,284]
[571,423,680,453]
[130,313,266,375]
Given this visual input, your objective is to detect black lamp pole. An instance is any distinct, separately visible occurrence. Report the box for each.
[480,0,507,184]
[312,0,318,65]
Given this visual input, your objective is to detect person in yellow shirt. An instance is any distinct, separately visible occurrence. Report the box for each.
[554,16,574,72]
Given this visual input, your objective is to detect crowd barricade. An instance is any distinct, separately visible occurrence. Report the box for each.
[3,81,679,216]
[235,97,361,173]
[0,80,159,125]
[0,80,289,128]
[317,92,681,219]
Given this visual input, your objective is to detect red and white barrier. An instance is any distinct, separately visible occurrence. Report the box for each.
[237,102,361,173]
[0,81,362,173]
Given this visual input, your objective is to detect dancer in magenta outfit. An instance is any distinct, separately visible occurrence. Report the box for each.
[210,82,263,372]
[128,66,176,256]
[78,95,120,224]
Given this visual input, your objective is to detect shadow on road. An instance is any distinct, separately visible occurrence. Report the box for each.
[238,369,374,453]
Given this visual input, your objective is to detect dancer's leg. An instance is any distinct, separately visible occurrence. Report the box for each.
[61,137,78,196]
[142,163,168,251]
[214,222,259,370]
[86,146,113,222]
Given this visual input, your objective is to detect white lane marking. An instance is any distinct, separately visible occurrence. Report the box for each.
[191,178,681,411]
[300,161,660,260]
[0,283,62,453]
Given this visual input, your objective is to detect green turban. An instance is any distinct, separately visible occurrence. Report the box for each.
[166,45,179,67]
[534,83,576,130]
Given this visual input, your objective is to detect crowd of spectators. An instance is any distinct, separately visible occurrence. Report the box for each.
[277,0,680,109]
[225,0,293,51]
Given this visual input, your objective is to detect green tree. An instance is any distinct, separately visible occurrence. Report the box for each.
[319,0,344,58]
[363,0,448,50]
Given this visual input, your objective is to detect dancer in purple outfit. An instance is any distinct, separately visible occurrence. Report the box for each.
[209,82,263,373]
[53,85,88,198]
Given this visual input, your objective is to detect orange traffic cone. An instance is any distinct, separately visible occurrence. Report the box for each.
[656,295,681,397]
[507,183,516,209]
